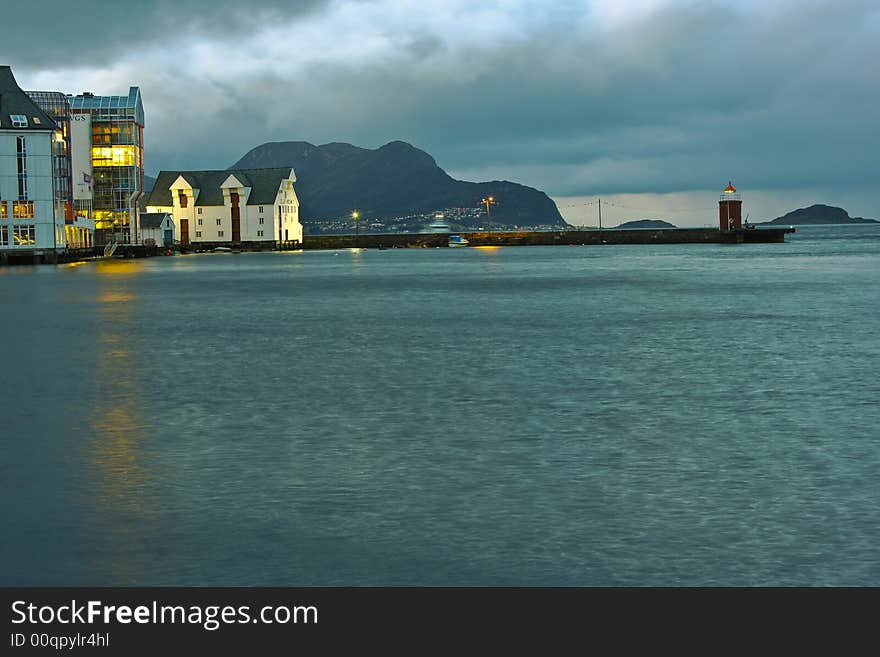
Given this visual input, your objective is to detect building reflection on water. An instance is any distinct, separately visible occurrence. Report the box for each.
[85,258,153,583]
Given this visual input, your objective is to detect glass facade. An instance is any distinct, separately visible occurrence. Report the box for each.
[25,91,74,223]
[69,87,144,242]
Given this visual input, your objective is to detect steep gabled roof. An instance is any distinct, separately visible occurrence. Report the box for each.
[145,168,295,207]
[0,66,57,131]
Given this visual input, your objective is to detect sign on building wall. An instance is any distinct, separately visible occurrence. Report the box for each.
[71,113,93,201]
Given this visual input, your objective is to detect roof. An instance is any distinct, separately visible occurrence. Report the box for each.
[139,212,171,229]
[0,66,58,131]
[145,168,296,207]
[69,87,144,126]
[723,181,737,193]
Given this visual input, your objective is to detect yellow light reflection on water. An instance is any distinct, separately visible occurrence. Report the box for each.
[84,257,154,583]
[98,291,135,303]
[95,259,144,276]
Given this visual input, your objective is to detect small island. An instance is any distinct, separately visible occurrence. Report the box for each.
[761,204,878,225]
[615,219,676,229]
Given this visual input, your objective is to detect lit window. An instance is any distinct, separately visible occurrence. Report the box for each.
[13,201,35,218]
[13,225,36,245]
[0,201,7,219]
[91,145,137,167]
[10,115,27,128]
[33,117,41,125]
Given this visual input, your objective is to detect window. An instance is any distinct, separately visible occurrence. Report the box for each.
[197,208,203,215]
[195,231,202,238]
[13,201,34,218]
[177,190,188,208]
[90,145,137,167]
[197,218,203,226]
[0,201,7,219]
[257,230,264,237]
[217,230,224,237]
[13,225,36,245]
[10,114,27,127]
[259,206,264,213]
[16,137,27,200]
[216,218,222,225]
[0,226,7,246]
[259,217,264,225]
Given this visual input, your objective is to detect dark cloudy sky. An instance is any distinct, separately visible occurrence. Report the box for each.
[7,0,879,225]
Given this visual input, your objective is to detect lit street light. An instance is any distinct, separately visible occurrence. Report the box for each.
[481,196,496,238]
[352,210,360,246]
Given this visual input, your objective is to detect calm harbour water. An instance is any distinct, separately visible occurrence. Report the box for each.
[1,224,878,586]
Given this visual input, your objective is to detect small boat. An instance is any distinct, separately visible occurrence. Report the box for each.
[213,246,231,252]
[448,234,469,248]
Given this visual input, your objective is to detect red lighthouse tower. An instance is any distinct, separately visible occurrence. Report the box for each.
[719,181,742,232]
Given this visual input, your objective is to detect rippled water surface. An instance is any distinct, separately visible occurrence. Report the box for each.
[2,225,878,585]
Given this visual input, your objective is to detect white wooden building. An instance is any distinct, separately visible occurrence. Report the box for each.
[144,168,301,247]
[139,212,175,246]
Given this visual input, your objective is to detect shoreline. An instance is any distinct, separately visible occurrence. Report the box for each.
[0,227,798,266]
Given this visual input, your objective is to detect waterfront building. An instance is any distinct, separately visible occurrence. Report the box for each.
[0,66,91,258]
[69,87,145,244]
[145,168,302,247]
[139,211,175,247]
[25,89,95,252]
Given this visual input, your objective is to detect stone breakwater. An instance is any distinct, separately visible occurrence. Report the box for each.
[301,227,795,250]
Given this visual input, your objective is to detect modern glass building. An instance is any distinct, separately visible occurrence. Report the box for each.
[69,87,144,243]
[25,91,74,224]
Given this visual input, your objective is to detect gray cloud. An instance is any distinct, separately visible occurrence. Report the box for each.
[6,0,329,67]
[8,0,879,214]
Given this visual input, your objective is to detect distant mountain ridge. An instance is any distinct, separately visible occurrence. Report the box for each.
[229,140,566,229]
[761,204,878,225]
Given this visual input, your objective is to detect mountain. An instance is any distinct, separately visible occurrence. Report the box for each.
[230,140,566,230]
[761,204,878,225]
[615,219,676,229]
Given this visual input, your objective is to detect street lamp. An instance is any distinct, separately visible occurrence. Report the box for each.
[352,210,360,246]
[481,196,496,238]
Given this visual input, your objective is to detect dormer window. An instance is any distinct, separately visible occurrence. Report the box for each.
[178,190,188,208]
[10,115,27,128]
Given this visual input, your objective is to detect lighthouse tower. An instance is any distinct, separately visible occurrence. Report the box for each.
[719,181,742,232]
